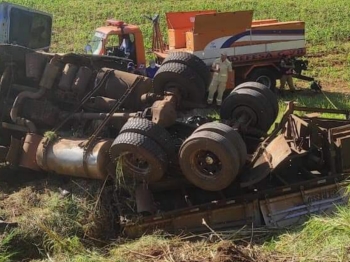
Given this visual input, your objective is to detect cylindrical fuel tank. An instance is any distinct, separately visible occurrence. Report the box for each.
[36,138,113,180]
[71,66,93,96]
[58,63,79,91]
[98,68,152,111]
[19,133,43,171]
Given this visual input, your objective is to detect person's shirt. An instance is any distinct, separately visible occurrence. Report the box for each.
[280,58,293,75]
[146,66,159,78]
[212,58,232,82]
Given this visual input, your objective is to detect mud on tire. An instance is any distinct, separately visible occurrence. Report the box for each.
[162,52,211,89]
[153,62,205,103]
[179,130,240,191]
[110,132,168,183]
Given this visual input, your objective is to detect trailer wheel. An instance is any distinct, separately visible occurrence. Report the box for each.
[179,130,240,191]
[110,132,168,182]
[220,88,275,133]
[119,117,176,160]
[153,63,205,103]
[162,52,211,88]
[234,81,279,120]
[248,68,277,91]
[193,122,247,168]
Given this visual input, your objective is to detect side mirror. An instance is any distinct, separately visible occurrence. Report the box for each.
[84,44,92,54]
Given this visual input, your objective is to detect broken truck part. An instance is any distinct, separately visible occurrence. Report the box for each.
[0,45,348,238]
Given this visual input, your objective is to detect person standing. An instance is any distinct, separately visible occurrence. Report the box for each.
[207,51,232,106]
[279,54,296,92]
[146,60,160,79]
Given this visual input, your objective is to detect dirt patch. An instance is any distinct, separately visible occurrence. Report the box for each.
[209,242,268,262]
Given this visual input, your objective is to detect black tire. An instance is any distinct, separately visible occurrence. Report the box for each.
[234,81,279,120]
[220,89,274,132]
[119,117,176,160]
[179,130,240,191]
[248,68,277,91]
[110,132,168,182]
[0,146,8,162]
[153,63,205,103]
[162,52,211,88]
[193,122,247,168]
[235,88,275,127]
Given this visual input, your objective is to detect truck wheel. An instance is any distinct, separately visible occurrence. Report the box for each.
[248,68,277,91]
[220,88,275,133]
[234,81,279,119]
[110,132,168,183]
[153,63,205,103]
[0,66,12,97]
[0,146,8,162]
[193,122,247,168]
[179,130,240,191]
[119,117,176,160]
[162,52,211,88]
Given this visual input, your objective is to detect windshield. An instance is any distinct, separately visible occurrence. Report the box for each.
[89,31,105,54]
[9,7,52,50]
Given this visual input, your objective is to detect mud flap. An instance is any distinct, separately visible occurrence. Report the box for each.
[260,183,348,228]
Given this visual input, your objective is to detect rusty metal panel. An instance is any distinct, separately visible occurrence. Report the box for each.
[334,135,350,172]
[122,200,262,238]
[260,184,348,228]
[266,134,292,168]
[241,134,293,187]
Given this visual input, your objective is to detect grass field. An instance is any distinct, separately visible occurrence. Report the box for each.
[1,0,350,261]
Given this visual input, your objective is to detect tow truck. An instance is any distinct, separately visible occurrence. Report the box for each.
[86,10,315,90]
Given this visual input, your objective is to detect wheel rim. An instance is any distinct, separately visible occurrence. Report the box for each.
[255,75,271,89]
[192,149,222,179]
[121,152,150,177]
[231,106,258,127]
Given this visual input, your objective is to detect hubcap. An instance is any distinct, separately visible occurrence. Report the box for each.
[194,150,222,178]
[256,75,271,89]
[122,152,150,177]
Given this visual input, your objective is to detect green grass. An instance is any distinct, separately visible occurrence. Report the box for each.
[1,0,350,261]
[263,205,350,262]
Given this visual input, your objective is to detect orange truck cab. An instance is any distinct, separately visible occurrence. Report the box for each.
[87,19,146,67]
[87,10,308,90]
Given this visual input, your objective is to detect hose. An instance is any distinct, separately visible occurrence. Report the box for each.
[10,88,46,132]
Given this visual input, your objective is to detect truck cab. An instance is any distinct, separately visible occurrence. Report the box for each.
[0,2,52,51]
[87,19,146,67]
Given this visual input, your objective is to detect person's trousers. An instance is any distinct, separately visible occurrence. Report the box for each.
[207,79,227,105]
[280,75,295,91]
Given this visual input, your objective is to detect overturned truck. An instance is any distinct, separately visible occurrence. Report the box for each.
[0,45,349,238]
